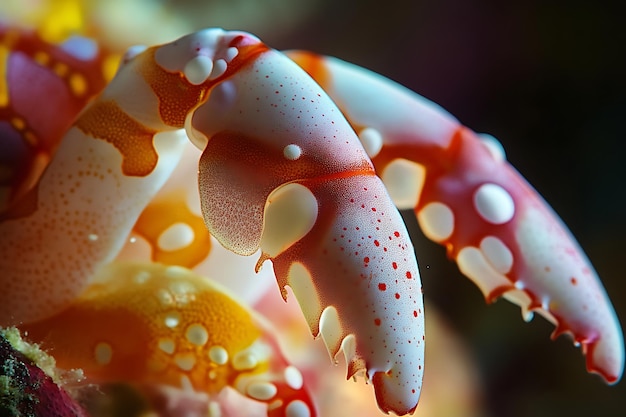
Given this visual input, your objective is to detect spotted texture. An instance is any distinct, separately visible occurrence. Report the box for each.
[22,262,317,416]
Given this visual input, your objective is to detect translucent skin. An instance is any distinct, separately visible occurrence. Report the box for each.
[0,25,622,417]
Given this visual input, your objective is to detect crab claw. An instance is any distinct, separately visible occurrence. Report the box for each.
[287,51,624,384]
[189,46,425,415]
[21,262,317,417]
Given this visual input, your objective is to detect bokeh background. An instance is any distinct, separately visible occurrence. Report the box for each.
[3,0,625,416]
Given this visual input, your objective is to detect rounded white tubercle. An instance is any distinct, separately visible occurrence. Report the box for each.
[260,183,318,258]
[225,47,239,62]
[208,59,227,80]
[381,158,425,209]
[358,127,383,158]
[473,183,515,225]
[480,235,513,274]
[183,55,214,85]
[418,202,454,242]
[283,144,302,161]
[478,133,506,162]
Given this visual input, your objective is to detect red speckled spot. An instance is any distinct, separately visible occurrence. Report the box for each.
[571,277,578,285]
[394,231,400,238]
[406,271,412,279]
[374,318,381,326]
[378,283,387,291]
[395,293,400,299]
[392,262,398,270]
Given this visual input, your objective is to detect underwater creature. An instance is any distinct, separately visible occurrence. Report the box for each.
[0,22,622,416]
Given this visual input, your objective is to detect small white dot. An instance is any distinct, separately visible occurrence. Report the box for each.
[157,223,195,252]
[174,353,197,371]
[473,183,515,224]
[158,338,176,355]
[88,233,99,241]
[285,399,311,417]
[164,312,181,328]
[417,202,454,242]
[94,342,113,365]
[208,346,229,365]
[283,144,302,160]
[284,365,303,390]
[232,351,259,370]
[225,47,238,62]
[480,236,514,274]
[183,55,214,85]
[358,127,383,158]
[246,381,278,400]
[208,58,227,80]
[186,324,209,346]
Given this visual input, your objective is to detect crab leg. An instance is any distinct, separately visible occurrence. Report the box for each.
[22,262,317,417]
[286,51,624,384]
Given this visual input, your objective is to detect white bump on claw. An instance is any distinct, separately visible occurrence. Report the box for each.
[457,246,511,299]
[358,127,383,158]
[473,183,515,225]
[157,222,195,251]
[94,342,113,365]
[208,346,229,365]
[417,202,455,242]
[183,55,214,85]
[232,351,259,371]
[186,324,209,346]
[158,338,176,355]
[480,236,514,274]
[285,400,311,417]
[261,183,318,258]
[246,381,278,400]
[174,353,197,371]
[208,58,227,80]
[381,158,426,209]
[283,144,302,160]
[284,365,304,390]
[478,133,506,162]
[225,46,239,62]
[164,311,181,328]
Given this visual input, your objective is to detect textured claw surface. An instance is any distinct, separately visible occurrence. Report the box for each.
[191,49,425,414]
[288,51,624,384]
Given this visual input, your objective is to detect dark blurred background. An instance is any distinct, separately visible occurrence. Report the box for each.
[261,1,625,416]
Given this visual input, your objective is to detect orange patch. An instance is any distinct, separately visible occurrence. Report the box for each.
[75,100,158,176]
